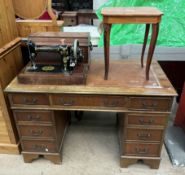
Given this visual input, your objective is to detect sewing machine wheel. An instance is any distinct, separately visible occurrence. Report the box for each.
[73,39,79,59]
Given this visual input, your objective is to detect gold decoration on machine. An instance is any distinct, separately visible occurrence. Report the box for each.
[41,66,55,72]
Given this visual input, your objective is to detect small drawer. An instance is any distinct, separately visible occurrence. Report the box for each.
[22,140,57,153]
[129,97,172,111]
[18,125,55,138]
[14,110,53,123]
[64,17,77,26]
[51,94,128,109]
[125,128,163,142]
[126,113,167,126]
[124,143,160,156]
[9,93,49,106]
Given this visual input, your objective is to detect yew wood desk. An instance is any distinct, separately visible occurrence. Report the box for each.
[5,59,176,169]
[101,7,163,80]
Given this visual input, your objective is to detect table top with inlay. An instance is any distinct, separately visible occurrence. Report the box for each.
[101,7,163,17]
[5,59,176,97]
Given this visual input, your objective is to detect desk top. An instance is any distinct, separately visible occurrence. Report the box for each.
[101,7,163,17]
[5,59,176,97]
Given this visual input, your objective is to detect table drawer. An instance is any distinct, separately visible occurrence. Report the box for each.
[18,125,55,138]
[51,94,127,108]
[9,93,49,106]
[126,113,167,126]
[22,140,57,153]
[14,110,53,123]
[129,97,172,111]
[63,17,77,26]
[124,143,160,156]
[125,128,163,142]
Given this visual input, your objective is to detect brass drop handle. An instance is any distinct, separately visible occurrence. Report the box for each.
[33,144,47,151]
[135,147,148,154]
[142,101,158,109]
[139,118,154,124]
[103,100,119,107]
[30,129,43,136]
[137,132,151,140]
[27,115,40,121]
[60,98,74,106]
[23,97,38,105]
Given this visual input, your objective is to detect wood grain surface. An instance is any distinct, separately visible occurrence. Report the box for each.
[12,0,47,19]
[5,59,176,97]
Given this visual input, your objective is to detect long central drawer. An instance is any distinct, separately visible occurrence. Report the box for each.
[51,94,128,108]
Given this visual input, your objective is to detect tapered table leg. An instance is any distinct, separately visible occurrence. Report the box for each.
[146,23,159,80]
[104,23,112,80]
[141,24,150,68]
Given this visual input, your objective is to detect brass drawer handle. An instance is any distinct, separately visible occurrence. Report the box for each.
[142,101,158,109]
[139,118,154,124]
[27,115,41,121]
[137,132,151,140]
[32,144,48,152]
[30,129,43,136]
[23,97,38,105]
[60,98,74,106]
[135,147,148,154]
[103,100,119,107]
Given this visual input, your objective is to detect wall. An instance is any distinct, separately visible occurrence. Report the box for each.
[94,0,108,10]
[0,0,23,154]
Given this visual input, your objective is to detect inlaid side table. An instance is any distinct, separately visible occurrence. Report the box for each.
[101,7,163,80]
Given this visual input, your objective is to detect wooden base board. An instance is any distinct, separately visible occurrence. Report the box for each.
[120,156,161,169]
[17,63,88,85]
[0,143,20,154]
[22,152,62,164]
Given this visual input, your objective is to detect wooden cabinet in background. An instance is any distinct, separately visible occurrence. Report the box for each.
[0,0,24,154]
[60,11,78,26]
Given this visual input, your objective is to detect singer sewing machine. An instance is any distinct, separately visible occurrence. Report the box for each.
[18,32,91,85]
[27,39,83,73]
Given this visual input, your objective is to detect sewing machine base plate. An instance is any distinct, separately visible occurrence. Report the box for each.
[17,62,88,85]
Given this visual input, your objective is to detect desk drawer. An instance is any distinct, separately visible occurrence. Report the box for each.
[124,143,160,156]
[14,110,53,123]
[129,97,172,111]
[9,93,49,106]
[51,94,127,108]
[125,128,163,142]
[22,140,57,153]
[126,113,167,126]
[18,125,55,138]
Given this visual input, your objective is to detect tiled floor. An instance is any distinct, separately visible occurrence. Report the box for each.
[0,111,185,175]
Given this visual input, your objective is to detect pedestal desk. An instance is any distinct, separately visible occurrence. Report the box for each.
[5,60,176,169]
